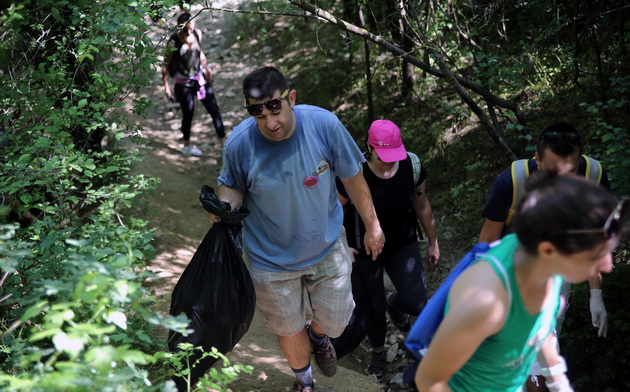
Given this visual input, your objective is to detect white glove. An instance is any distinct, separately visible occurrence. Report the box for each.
[589,289,607,337]
[545,374,574,392]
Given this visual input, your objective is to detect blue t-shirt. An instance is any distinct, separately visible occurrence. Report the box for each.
[482,156,611,223]
[217,105,365,272]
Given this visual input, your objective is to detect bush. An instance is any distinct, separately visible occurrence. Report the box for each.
[0,1,232,390]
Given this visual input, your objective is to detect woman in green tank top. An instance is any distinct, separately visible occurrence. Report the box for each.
[415,173,627,392]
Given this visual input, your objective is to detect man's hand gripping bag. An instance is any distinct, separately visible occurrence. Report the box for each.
[168,186,255,390]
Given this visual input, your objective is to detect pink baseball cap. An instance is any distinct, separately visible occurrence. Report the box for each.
[367,120,407,162]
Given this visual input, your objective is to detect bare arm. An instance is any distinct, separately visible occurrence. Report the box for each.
[413,181,439,267]
[205,184,245,223]
[535,333,574,391]
[535,333,566,382]
[587,273,602,289]
[339,170,384,261]
[415,262,508,391]
[478,218,504,244]
[199,47,213,83]
[194,29,213,84]
[162,49,175,101]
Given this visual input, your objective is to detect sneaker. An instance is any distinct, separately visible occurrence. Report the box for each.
[386,291,410,332]
[182,145,202,156]
[368,350,387,381]
[311,335,337,377]
[291,380,314,392]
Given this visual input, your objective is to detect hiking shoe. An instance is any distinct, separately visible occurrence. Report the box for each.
[182,145,202,156]
[368,350,387,381]
[311,335,337,377]
[386,292,410,332]
[291,380,314,392]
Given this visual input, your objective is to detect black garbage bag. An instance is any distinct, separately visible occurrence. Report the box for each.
[330,264,369,359]
[168,185,256,390]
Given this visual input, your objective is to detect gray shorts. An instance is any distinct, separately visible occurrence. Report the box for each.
[248,235,354,337]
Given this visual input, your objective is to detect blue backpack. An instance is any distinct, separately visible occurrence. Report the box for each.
[405,242,496,359]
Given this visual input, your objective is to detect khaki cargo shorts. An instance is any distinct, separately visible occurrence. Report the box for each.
[248,234,354,337]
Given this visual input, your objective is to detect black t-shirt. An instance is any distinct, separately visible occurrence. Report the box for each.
[336,154,427,259]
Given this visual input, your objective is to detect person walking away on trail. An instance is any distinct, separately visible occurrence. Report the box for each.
[205,66,385,392]
[477,122,613,392]
[162,12,226,156]
[416,172,627,392]
[336,119,440,381]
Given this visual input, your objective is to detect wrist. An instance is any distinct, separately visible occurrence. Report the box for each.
[590,288,602,297]
[545,373,573,392]
[540,356,567,378]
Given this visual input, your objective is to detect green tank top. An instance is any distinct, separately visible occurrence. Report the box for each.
[447,234,562,392]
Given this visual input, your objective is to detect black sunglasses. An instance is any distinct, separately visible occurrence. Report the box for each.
[244,89,289,116]
[539,130,581,144]
[555,197,629,239]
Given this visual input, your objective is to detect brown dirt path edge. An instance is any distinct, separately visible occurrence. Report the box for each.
[126,5,384,392]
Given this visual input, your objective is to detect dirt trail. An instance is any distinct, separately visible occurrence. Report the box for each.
[126,6,384,392]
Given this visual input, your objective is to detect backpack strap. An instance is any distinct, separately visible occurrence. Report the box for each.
[583,155,602,185]
[193,28,201,44]
[406,152,425,241]
[408,152,421,186]
[507,159,530,225]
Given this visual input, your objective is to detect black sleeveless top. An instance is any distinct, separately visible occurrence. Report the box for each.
[336,154,426,259]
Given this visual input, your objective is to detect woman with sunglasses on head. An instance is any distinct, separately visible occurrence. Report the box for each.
[206,66,385,392]
[162,12,226,156]
[335,119,440,381]
[415,172,626,392]
[477,122,612,391]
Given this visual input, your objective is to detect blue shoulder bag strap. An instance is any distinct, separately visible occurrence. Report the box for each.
[405,242,491,359]
[405,241,512,360]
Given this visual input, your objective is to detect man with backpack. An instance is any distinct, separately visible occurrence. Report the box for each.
[162,12,226,156]
[478,122,611,391]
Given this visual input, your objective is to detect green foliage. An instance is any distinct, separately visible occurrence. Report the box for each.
[156,343,253,392]
[0,0,252,390]
[580,76,630,198]
[561,262,630,391]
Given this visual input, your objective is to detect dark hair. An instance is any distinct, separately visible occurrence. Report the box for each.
[242,66,289,101]
[512,172,617,255]
[536,122,583,158]
[177,12,191,25]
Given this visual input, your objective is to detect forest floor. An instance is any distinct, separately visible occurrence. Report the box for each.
[125,4,464,391]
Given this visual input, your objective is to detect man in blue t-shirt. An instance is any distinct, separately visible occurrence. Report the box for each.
[478,122,611,392]
[206,66,385,392]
